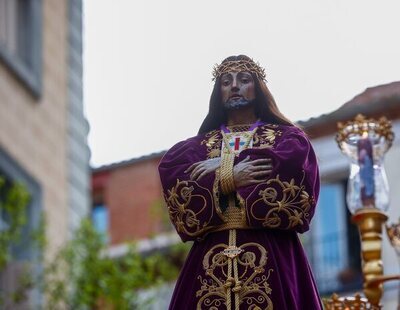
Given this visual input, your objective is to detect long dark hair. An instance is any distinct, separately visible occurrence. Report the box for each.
[198,55,295,134]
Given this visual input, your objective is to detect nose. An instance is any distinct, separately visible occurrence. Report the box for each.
[231,76,239,90]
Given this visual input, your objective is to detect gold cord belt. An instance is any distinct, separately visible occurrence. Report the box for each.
[224,228,241,310]
[222,196,245,310]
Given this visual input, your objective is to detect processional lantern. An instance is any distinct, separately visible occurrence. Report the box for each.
[323,114,400,309]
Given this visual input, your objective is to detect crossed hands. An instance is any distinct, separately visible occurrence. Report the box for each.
[184,156,273,189]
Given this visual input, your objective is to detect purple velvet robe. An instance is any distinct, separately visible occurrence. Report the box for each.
[158,123,322,310]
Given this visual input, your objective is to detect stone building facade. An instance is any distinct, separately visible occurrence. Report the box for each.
[0,0,90,307]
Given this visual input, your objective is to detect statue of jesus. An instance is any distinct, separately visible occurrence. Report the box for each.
[159,55,322,309]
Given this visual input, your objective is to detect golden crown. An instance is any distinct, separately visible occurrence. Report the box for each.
[336,114,394,152]
[212,58,266,81]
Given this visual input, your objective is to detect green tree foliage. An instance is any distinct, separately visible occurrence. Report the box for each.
[0,177,30,270]
[0,175,190,309]
[43,219,189,309]
[0,176,32,307]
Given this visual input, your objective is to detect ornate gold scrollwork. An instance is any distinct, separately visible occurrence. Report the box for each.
[253,126,282,149]
[196,242,274,309]
[165,179,216,238]
[248,172,315,229]
[201,130,223,159]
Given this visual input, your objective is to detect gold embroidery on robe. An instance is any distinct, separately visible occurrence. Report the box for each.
[253,126,282,149]
[201,130,222,159]
[196,242,274,309]
[201,125,282,159]
[165,179,220,238]
[247,171,315,229]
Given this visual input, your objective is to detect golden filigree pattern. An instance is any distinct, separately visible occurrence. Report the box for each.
[253,126,282,149]
[165,179,217,238]
[201,130,223,159]
[196,242,274,309]
[248,172,315,229]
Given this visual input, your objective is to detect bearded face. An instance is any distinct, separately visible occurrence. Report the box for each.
[220,71,256,110]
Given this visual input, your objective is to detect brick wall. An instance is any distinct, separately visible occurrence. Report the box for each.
[93,156,169,245]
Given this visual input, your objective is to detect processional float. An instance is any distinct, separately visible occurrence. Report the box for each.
[323,114,400,309]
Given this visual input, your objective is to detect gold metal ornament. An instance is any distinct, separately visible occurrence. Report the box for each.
[386,219,400,254]
[329,114,400,309]
[323,293,381,310]
[222,246,244,259]
[352,208,388,307]
[336,114,394,153]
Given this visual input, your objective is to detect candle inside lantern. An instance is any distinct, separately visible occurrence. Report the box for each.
[357,131,375,207]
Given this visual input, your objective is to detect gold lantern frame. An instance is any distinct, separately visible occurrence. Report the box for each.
[323,114,400,309]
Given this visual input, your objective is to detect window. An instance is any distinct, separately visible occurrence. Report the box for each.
[0,0,18,54]
[92,204,109,243]
[0,0,42,97]
[0,148,42,307]
[303,180,362,294]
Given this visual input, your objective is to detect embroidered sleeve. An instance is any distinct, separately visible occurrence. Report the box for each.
[235,127,320,233]
[158,138,225,242]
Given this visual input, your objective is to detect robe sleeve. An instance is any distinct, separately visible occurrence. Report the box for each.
[158,138,225,242]
[236,126,320,233]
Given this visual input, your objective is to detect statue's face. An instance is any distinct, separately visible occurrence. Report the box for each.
[220,71,256,110]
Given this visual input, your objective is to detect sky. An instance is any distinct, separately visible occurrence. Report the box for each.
[83,0,400,167]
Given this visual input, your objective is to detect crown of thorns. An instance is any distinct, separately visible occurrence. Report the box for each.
[212,59,266,81]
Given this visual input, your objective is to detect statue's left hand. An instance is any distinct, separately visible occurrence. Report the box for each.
[185,158,221,181]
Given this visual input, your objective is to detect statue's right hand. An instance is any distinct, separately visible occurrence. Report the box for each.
[185,157,221,181]
[233,156,273,188]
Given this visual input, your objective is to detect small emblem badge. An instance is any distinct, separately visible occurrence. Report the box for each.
[222,246,243,258]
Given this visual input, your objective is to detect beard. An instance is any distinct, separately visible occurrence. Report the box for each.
[223,97,256,110]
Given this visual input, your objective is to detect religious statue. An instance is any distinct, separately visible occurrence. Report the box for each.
[158,55,322,309]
